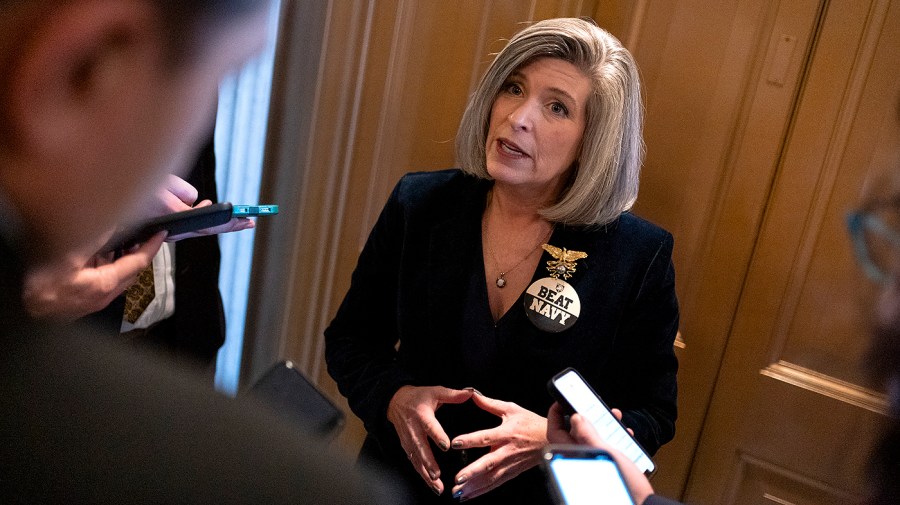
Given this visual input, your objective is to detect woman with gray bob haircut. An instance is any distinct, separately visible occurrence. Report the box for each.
[457,17,643,226]
[326,17,678,504]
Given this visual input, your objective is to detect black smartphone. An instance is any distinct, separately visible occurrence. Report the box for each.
[105,202,234,252]
[247,360,345,441]
[548,368,656,475]
[542,445,635,505]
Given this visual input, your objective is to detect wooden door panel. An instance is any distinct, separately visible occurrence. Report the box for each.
[621,0,828,496]
[686,0,898,502]
[742,374,886,487]
[730,455,856,505]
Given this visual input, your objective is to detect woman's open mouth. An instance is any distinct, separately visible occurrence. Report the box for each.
[497,138,529,157]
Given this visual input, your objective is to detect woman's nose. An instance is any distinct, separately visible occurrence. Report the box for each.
[507,102,535,131]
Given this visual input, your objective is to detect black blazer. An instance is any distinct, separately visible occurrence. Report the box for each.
[325,169,679,502]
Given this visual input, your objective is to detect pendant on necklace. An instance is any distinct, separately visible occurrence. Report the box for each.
[496,273,507,288]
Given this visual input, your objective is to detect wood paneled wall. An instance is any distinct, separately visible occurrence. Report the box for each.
[243,0,897,501]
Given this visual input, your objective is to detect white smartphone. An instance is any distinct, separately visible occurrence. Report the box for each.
[542,445,635,505]
[548,368,656,475]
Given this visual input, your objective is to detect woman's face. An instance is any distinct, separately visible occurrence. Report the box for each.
[485,57,592,199]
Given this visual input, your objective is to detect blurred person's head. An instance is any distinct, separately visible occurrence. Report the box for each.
[849,168,900,396]
[0,0,271,261]
[848,166,900,505]
[456,17,643,225]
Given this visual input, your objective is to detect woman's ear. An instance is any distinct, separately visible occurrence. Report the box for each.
[6,0,160,157]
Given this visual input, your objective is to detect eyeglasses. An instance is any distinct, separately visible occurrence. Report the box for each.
[847,202,900,283]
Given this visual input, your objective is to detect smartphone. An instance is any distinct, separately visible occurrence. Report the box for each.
[104,202,234,252]
[247,360,345,441]
[543,446,635,505]
[232,204,279,216]
[548,368,656,475]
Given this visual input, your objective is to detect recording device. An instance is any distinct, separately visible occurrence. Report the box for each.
[248,360,345,441]
[548,368,656,475]
[542,446,635,505]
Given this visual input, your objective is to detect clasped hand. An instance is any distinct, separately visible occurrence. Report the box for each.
[387,386,548,500]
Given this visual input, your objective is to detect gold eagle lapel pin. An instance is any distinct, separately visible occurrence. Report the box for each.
[542,244,588,280]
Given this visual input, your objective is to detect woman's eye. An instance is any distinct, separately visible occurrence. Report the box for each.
[505,83,523,95]
[549,102,569,116]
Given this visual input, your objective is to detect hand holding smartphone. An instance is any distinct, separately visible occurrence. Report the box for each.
[543,446,635,505]
[548,368,656,475]
[103,202,277,252]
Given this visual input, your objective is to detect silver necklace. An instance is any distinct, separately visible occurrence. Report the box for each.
[483,216,554,288]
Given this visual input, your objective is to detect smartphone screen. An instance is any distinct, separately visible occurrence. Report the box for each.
[549,368,656,474]
[543,446,635,505]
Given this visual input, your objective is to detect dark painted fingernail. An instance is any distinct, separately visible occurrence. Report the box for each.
[438,441,449,451]
[433,485,442,496]
[456,474,467,485]
[451,440,463,449]
[428,471,437,481]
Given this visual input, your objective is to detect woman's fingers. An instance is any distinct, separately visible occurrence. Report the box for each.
[450,446,534,501]
[449,397,548,501]
[387,385,474,496]
[422,414,451,452]
[428,386,473,451]
[467,387,511,416]
[451,451,500,500]
[399,421,443,495]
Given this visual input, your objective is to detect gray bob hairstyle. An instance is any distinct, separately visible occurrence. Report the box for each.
[456,17,643,226]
